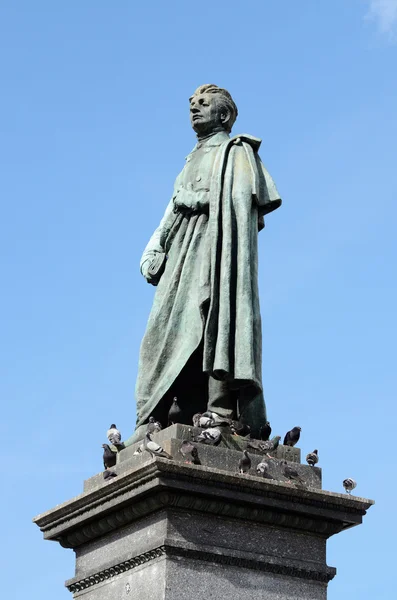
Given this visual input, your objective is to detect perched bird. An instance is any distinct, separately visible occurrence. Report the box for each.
[343,478,357,495]
[306,449,319,467]
[196,427,221,445]
[168,397,182,425]
[259,421,272,441]
[144,432,173,459]
[102,444,117,469]
[179,440,201,464]
[256,461,274,480]
[192,413,202,428]
[282,461,306,487]
[147,416,162,434]
[283,426,301,447]
[190,446,201,465]
[199,415,214,428]
[103,469,117,481]
[230,420,251,437]
[238,450,251,474]
[247,439,272,452]
[254,435,281,456]
[107,424,122,446]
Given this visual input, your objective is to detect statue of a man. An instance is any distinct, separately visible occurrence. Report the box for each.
[131,84,281,442]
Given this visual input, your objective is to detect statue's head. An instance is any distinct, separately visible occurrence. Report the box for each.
[189,84,238,135]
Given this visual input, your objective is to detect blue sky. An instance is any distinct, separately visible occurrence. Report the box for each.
[1,1,396,598]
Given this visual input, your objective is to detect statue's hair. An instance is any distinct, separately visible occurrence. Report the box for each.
[189,84,238,132]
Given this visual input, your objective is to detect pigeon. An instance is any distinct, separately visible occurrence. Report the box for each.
[199,415,214,428]
[144,432,173,459]
[107,424,122,446]
[179,440,201,464]
[192,413,202,428]
[247,439,272,453]
[282,461,306,487]
[253,435,281,456]
[259,421,272,441]
[306,449,319,467]
[283,426,301,447]
[343,478,357,495]
[238,450,251,474]
[102,444,117,469]
[230,420,251,437]
[190,446,201,465]
[147,416,162,434]
[196,427,221,445]
[103,469,118,481]
[168,397,182,425]
[256,461,274,480]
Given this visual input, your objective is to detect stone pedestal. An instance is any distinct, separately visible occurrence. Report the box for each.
[33,426,373,599]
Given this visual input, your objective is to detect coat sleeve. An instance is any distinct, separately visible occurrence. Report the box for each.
[140,197,175,276]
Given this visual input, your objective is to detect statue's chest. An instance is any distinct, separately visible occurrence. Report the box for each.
[177,146,219,192]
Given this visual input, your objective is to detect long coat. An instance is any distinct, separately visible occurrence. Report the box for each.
[132,133,281,442]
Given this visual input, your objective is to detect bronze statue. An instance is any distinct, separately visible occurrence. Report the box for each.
[131,84,281,442]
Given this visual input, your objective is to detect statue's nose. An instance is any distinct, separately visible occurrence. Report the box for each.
[190,106,200,114]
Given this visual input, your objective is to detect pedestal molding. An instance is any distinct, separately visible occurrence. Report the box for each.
[66,539,336,594]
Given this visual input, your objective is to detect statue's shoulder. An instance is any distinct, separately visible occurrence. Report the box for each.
[230,133,262,152]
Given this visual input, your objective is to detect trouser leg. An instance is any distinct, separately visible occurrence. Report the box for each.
[207,376,236,419]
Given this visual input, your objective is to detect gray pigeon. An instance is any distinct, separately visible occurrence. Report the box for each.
[230,420,251,437]
[199,415,214,428]
[180,440,201,464]
[102,444,117,469]
[196,427,221,445]
[238,450,251,474]
[247,439,271,452]
[252,435,281,456]
[168,397,182,425]
[343,478,357,494]
[107,424,122,446]
[103,469,117,481]
[283,426,301,447]
[144,432,173,459]
[306,449,319,467]
[282,461,306,487]
[147,416,162,434]
[256,461,274,480]
[192,413,202,428]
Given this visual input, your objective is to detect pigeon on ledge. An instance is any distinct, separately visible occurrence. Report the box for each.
[144,432,173,459]
[238,450,251,474]
[282,461,306,487]
[283,427,301,447]
[306,449,319,467]
[147,416,162,434]
[259,421,272,441]
[343,478,357,494]
[168,397,182,425]
[196,427,221,445]
[179,440,201,464]
[102,444,117,469]
[256,461,274,480]
[107,424,122,446]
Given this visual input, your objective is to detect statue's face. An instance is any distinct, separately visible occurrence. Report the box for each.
[189,92,224,134]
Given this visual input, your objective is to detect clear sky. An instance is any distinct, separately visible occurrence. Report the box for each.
[1,1,396,598]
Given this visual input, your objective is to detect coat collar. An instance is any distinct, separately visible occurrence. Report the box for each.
[189,131,230,154]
